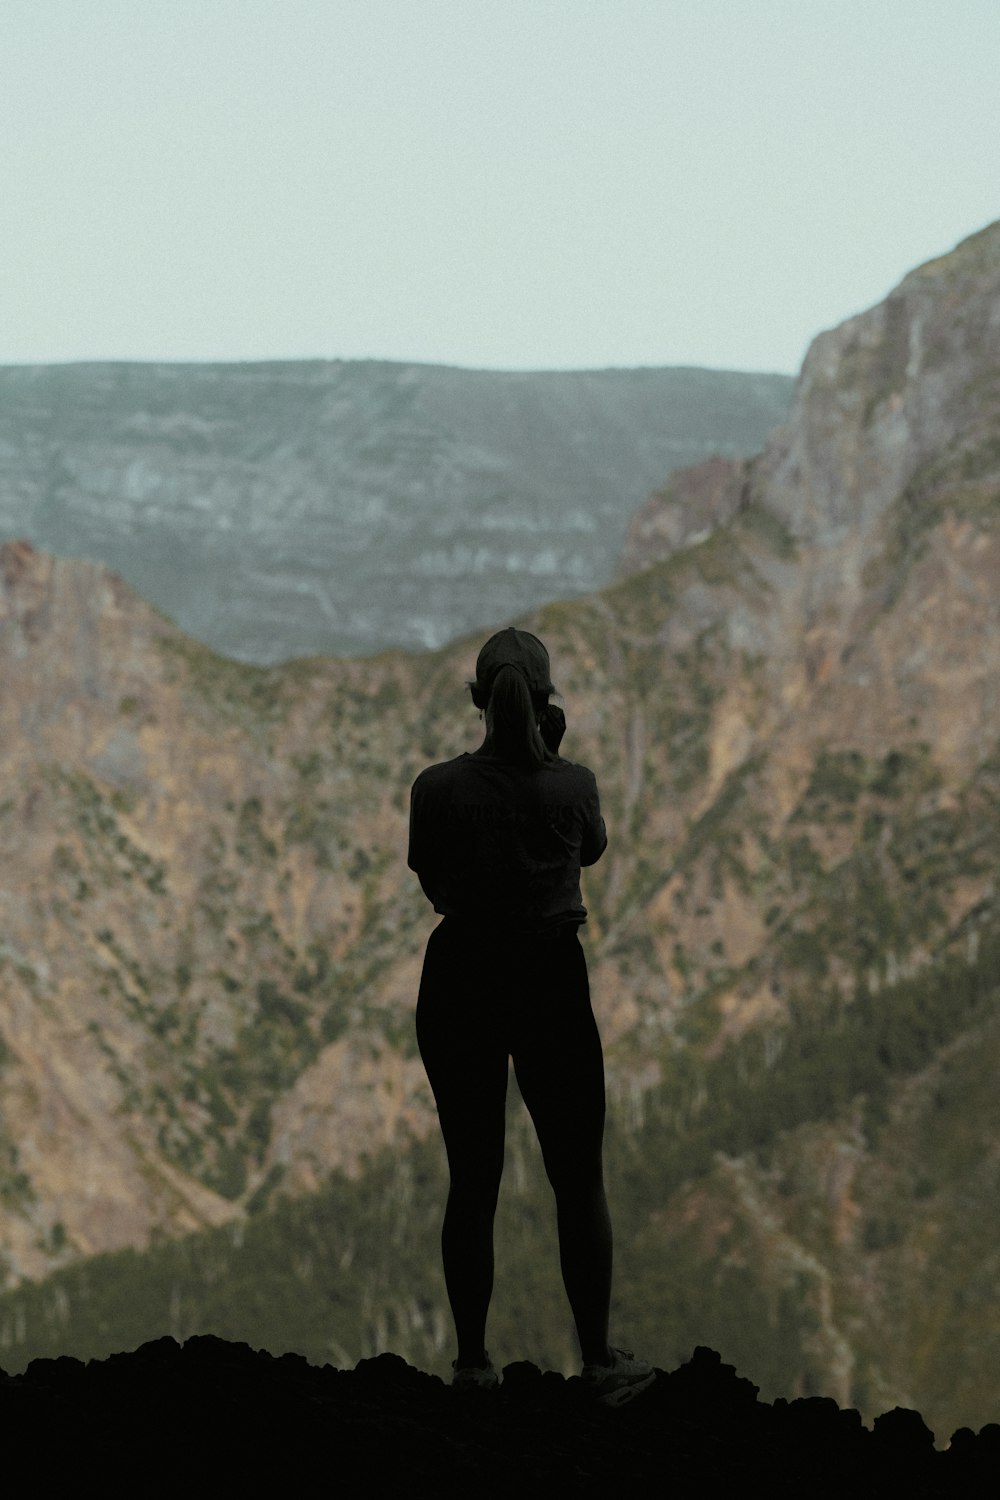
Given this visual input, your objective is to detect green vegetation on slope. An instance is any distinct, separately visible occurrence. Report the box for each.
[2,918,997,1441]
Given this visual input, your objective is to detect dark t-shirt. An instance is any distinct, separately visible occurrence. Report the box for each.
[407,751,608,936]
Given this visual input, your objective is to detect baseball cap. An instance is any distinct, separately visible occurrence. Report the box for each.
[473,626,553,698]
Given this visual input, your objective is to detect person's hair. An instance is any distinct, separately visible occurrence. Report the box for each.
[466,663,561,771]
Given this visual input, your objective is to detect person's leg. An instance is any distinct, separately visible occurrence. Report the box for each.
[416,922,509,1368]
[440,1173,503,1367]
[512,932,613,1368]
[552,1177,613,1368]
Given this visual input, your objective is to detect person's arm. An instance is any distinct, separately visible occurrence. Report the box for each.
[407,779,432,873]
[407,786,420,871]
[580,773,608,866]
[408,775,443,902]
[539,704,566,753]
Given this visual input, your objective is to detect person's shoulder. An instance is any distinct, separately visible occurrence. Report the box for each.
[544,757,600,793]
[550,756,598,781]
[411,754,468,790]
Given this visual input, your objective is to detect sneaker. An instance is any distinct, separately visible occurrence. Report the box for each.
[581,1346,655,1407]
[451,1352,499,1390]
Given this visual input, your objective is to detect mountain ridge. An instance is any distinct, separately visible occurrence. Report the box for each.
[0,358,792,664]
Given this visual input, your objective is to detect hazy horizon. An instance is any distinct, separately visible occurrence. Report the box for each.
[3,1,998,374]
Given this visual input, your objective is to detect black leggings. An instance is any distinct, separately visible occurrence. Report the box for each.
[416,917,607,1196]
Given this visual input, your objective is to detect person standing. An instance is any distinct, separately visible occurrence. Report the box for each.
[408,626,654,1405]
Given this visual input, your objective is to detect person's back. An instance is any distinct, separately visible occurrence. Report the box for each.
[408,626,654,1404]
[408,748,607,936]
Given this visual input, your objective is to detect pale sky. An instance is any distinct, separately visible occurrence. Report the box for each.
[2,0,998,375]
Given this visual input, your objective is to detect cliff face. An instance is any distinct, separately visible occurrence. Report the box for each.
[597,221,1000,1428]
[616,222,1000,786]
[0,222,998,1435]
[0,361,791,664]
[0,538,440,1274]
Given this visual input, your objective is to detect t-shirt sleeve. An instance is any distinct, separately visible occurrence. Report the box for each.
[407,774,432,872]
[407,773,444,906]
[579,773,608,867]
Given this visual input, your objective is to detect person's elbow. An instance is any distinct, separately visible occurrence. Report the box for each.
[581,830,608,867]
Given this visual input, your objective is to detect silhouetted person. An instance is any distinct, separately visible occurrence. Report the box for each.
[408,626,654,1405]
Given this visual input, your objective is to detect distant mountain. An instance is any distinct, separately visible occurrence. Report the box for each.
[0,222,998,1439]
[0,360,792,663]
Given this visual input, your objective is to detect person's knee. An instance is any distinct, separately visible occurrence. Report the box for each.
[545,1154,605,1201]
[447,1158,504,1204]
[447,1183,503,1221]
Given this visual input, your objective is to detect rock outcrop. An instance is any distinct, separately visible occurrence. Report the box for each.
[5,1336,993,1497]
[617,453,752,576]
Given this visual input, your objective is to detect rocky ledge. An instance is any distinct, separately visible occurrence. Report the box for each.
[2,1336,996,1495]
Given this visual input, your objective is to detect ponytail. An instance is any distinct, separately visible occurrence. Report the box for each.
[467,663,561,770]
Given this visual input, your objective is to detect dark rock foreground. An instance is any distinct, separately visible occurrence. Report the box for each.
[1,1337,997,1496]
